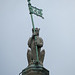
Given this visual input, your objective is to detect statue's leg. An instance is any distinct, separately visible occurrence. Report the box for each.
[27,49,32,65]
[39,49,45,65]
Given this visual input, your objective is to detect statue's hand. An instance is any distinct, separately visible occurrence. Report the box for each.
[32,32,36,38]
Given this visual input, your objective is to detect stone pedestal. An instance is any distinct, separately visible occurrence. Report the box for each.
[22,65,49,75]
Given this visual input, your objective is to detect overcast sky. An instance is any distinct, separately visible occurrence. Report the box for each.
[0,0,75,75]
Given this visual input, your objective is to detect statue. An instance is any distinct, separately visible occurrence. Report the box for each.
[27,28,45,66]
[19,1,49,75]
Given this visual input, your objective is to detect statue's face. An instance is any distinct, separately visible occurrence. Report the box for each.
[35,29,39,36]
[32,28,40,36]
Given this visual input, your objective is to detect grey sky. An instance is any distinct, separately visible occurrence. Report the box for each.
[0,0,75,75]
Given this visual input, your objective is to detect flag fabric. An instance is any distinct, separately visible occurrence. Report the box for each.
[29,5,44,19]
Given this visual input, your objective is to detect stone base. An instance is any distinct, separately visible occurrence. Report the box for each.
[22,65,49,75]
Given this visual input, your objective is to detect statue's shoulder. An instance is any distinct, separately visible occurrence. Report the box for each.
[39,37,43,40]
[28,37,32,44]
[28,37,32,48]
[37,36,43,42]
[28,36,32,40]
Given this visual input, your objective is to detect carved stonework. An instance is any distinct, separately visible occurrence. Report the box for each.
[22,65,49,75]
[27,28,45,66]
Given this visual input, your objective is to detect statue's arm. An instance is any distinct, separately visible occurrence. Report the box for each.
[28,37,32,48]
[37,37,43,47]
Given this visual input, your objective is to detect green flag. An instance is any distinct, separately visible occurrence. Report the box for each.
[29,5,44,19]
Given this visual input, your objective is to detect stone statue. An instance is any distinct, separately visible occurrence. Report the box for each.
[27,28,45,66]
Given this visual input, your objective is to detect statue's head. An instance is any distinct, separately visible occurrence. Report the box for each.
[32,28,40,36]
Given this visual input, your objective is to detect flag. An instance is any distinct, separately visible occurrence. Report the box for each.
[29,5,44,19]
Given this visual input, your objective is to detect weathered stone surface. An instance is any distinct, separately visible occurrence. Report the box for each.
[22,65,49,75]
[27,28,45,66]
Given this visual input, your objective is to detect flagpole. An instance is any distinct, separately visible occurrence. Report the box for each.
[27,0,39,62]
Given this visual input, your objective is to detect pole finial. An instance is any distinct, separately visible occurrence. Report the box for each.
[27,0,30,2]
